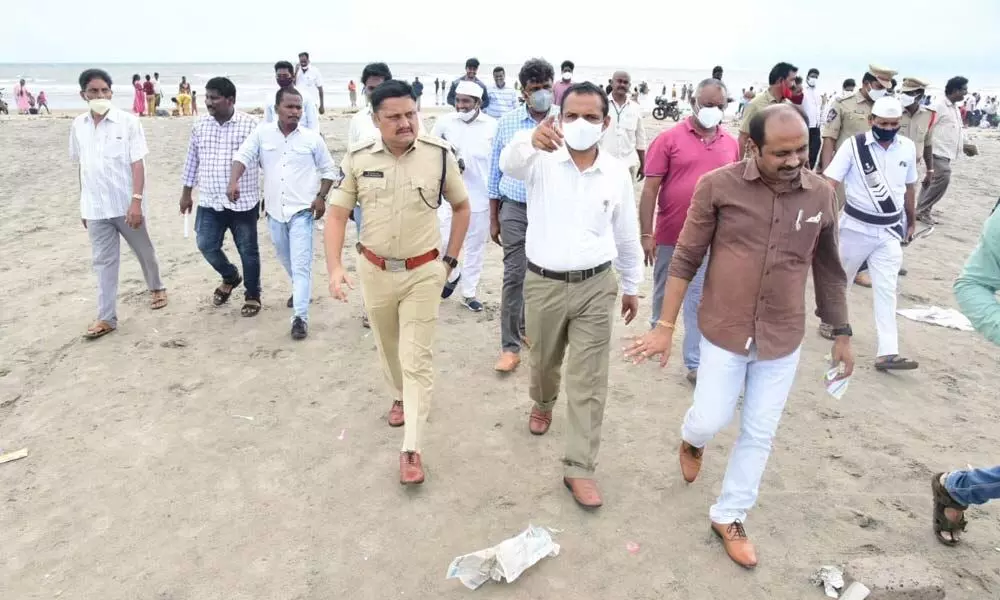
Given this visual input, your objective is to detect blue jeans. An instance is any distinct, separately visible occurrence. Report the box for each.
[195,205,261,298]
[946,465,1000,506]
[267,210,313,321]
[650,244,706,370]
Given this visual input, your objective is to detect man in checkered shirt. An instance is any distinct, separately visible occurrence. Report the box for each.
[180,77,264,317]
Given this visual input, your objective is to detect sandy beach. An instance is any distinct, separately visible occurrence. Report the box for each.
[1,107,999,599]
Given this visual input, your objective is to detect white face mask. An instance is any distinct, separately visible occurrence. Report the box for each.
[561,72,572,81]
[868,86,887,100]
[807,77,817,87]
[695,105,724,129]
[88,98,113,115]
[458,108,479,123]
[561,118,604,150]
[898,93,917,108]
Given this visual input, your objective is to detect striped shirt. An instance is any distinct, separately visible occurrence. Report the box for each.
[485,86,519,119]
[181,112,261,212]
[69,108,148,220]
[488,104,553,202]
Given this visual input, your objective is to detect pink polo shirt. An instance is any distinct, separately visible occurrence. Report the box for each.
[645,117,740,246]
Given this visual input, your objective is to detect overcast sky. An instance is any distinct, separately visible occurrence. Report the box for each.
[4,0,999,74]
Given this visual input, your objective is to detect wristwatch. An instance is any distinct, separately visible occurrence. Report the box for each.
[442,255,458,269]
[831,324,853,337]
[131,193,143,201]
[316,191,328,201]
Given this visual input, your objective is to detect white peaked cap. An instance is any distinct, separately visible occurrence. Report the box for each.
[872,96,903,118]
[455,80,483,99]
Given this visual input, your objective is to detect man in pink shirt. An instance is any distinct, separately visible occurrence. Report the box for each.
[639,78,740,382]
[552,60,575,106]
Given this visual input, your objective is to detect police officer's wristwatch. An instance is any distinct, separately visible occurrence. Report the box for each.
[831,324,853,337]
[442,255,458,269]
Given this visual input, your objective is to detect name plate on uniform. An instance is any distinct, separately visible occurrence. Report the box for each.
[362,171,384,178]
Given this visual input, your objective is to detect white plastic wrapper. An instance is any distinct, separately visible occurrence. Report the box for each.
[445,524,560,590]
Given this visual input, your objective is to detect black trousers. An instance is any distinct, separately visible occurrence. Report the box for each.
[808,127,821,170]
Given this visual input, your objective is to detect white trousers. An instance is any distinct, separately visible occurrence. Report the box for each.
[838,223,903,357]
[681,338,801,524]
[438,204,489,299]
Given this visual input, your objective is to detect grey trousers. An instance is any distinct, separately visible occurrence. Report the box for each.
[88,217,164,327]
[499,200,528,353]
[916,156,952,217]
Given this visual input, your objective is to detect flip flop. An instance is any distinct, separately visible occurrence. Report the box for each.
[213,275,243,306]
[241,298,261,317]
[931,473,967,546]
[875,355,919,371]
[83,320,115,340]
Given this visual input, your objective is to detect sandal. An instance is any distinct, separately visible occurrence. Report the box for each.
[212,276,243,306]
[83,320,115,340]
[241,298,262,317]
[931,473,967,545]
[150,290,168,310]
[875,355,919,371]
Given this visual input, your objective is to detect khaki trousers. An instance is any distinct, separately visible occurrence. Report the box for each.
[524,267,618,479]
[359,257,447,453]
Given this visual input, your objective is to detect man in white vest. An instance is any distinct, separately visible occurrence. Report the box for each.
[824,96,919,372]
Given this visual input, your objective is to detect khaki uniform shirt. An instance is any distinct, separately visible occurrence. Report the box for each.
[900,106,935,167]
[739,89,782,134]
[330,135,469,259]
[822,91,874,149]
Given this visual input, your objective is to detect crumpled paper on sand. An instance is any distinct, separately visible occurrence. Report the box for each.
[897,306,974,332]
[445,524,560,590]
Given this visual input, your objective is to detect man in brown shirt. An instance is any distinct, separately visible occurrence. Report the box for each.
[627,105,855,569]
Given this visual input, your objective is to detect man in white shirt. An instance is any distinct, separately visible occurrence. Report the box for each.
[264,60,319,130]
[229,88,337,340]
[152,72,163,111]
[70,68,167,340]
[180,77,263,317]
[432,80,497,312]
[916,76,978,223]
[294,51,325,115]
[600,70,647,180]
[801,68,823,168]
[500,82,642,509]
[825,96,919,372]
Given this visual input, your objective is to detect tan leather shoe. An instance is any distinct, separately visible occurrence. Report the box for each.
[563,477,602,509]
[854,271,872,288]
[494,352,521,373]
[387,400,405,427]
[399,451,425,485]
[529,407,553,435]
[711,520,758,568]
[679,441,704,483]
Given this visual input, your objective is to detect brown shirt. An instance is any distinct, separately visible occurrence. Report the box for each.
[669,160,848,359]
[330,135,469,259]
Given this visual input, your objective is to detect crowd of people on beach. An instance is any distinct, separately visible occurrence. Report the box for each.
[63,53,1000,571]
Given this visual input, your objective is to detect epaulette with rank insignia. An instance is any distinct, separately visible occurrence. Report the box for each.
[348,138,377,154]
[417,134,450,150]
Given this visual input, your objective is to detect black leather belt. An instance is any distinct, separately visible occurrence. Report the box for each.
[528,261,611,283]
[843,203,901,226]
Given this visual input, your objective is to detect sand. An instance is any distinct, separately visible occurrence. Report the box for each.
[1,106,999,599]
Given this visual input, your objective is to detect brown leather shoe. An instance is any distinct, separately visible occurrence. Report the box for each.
[399,451,425,485]
[529,407,553,435]
[679,441,704,483]
[854,271,872,288]
[494,352,521,373]
[711,520,758,568]
[387,400,405,427]
[563,477,602,509]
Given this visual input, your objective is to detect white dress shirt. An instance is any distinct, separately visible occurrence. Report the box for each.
[499,129,644,295]
[825,131,918,236]
[431,111,497,212]
[69,108,149,220]
[234,122,336,222]
[930,97,967,161]
[802,84,823,128]
[348,105,427,146]
[295,65,324,104]
[264,91,319,130]
[600,97,647,169]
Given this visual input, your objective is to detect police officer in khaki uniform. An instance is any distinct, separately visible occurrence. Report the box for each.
[324,79,471,485]
[898,77,936,185]
[818,64,896,293]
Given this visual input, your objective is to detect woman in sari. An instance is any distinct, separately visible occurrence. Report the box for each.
[132,74,145,115]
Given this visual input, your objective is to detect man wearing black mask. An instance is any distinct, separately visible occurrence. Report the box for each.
[264,60,319,130]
